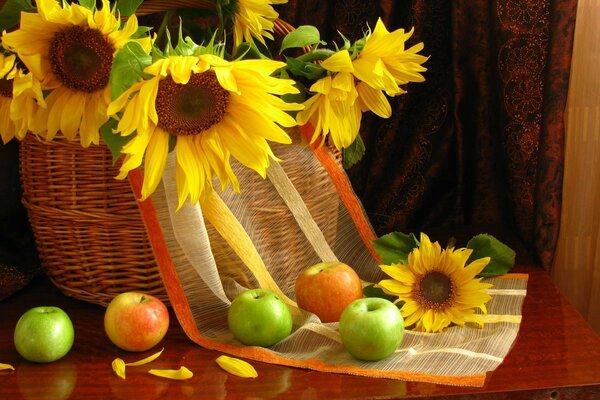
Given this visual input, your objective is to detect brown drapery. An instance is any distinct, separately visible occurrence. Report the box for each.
[280,0,577,269]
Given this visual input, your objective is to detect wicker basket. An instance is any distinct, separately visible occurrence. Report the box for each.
[19,130,341,306]
[19,134,167,306]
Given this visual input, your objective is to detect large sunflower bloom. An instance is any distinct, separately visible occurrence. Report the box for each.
[352,18,427,115]
[1,0,151,147]
[378,233,493,333]
[296,50,361,150]
[107,54,302,207]
[0,53,46,144]
[232,0,287,48]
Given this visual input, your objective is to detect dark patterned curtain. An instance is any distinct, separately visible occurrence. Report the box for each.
[280,0,577,269]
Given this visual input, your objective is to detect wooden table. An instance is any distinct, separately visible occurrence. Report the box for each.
[1,264,599,399]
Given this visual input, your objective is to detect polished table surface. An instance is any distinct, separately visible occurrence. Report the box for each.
[1,264,600,400]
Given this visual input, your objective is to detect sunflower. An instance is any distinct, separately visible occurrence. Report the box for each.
[107,54,302,207]
[351,18,427,114]
[231,0,287,49]
[296,50,362,150]
[0,53,46,144]
[378,233,493,333]
[1,0,151,147]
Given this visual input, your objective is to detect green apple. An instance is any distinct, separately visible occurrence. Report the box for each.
[228,289,292,347]
[14,306,75,363]
[339,298,404,361]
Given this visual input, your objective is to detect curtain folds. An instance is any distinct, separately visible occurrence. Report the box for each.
[280,0,577,269]
[551,0,600,334]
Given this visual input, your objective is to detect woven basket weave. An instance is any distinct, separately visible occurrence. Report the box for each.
[19,134,167,306]
[19,130,340,306]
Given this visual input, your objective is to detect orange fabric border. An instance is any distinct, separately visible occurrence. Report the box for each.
[129,168,487,387]
[298,124,382,263]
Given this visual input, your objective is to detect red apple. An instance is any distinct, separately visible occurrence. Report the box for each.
[104,292,169,352]
[295,261,363,323]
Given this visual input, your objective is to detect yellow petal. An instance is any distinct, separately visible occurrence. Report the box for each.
[380,264,415,284]
[214,65,239,94]
[125,348,164,366]
[168,56,198,84]
[421,309,435,332]
[310,76,332,94]
[112,358,127,379]
[378,278,413,295]
[0,363,14,371]
[216,355,258,378]
[148,366,193,380]
[321,50,353,73]
[142,129,169,200]
[111,348,165,380]
[175,136,203,204]
[357,82,392,118]
[331,72,355,92]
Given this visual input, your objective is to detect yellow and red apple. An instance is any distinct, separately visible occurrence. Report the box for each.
[104,292,169,352]
[294,261,363,323]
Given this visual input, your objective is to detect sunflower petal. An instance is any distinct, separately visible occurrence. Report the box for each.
[216,355,258,378]
[148,366,193,380]
[142,128,169,200]
[112,358,127,379]
[378,279,412,295]
[321,50,353,73]
[380,264,415,284]
[0,363,14,371]
[125,348,164,367]
[356,82,392,118]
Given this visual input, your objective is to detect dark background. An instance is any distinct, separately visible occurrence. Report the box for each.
[0,0,577,299]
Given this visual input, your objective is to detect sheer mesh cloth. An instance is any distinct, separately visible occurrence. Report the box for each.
[131,127,528,386]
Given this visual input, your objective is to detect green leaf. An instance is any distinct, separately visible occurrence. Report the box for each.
[78,0,95,10]
[279,25,323,54]
[132,25,152,39]
[0,0,35,32]
[100,119,132,163]
[342,134,365,169]
[285,57,326,80]
[109,41,152,100]
[337,31,351,50]
[372,232,419,265]
[466,234,516,277]
[115,0,144,17]
[175,26,198,56]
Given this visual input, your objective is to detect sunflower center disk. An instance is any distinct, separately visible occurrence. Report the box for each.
[416,271,455,310]
[49,25,114,93]
[155,72,230,136]
[0,78,13,98]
